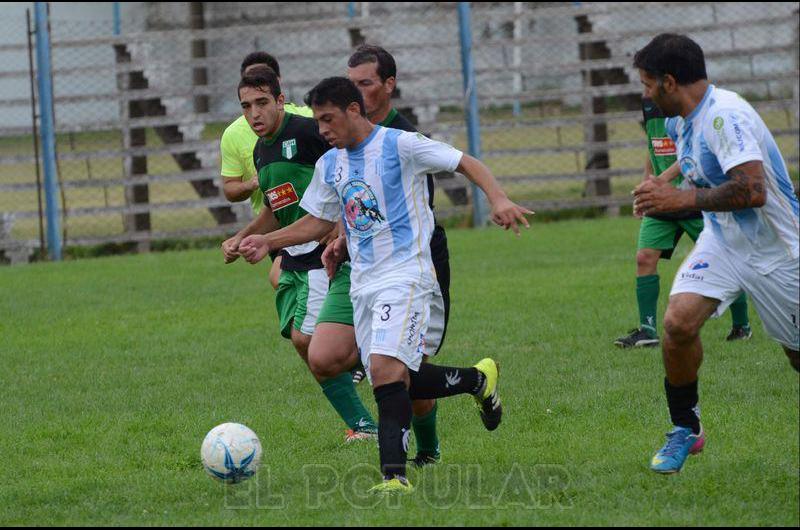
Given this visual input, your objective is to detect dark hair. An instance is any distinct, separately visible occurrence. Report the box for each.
[240,51,281,77]
[238,65,281,100]
[304,77,366,116]
[633,33,707,85]
[347,44,396,82]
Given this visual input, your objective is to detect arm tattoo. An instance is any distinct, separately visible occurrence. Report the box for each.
[695,167,766,211]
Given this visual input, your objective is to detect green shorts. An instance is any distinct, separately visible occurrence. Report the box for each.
[317,263,354,327]
[275,268,330,339]
[638,216,704,259]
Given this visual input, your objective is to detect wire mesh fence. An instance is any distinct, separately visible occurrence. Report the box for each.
[1,2,798,262]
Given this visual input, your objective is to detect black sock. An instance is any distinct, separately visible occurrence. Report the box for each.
[408,364,484,400]
[373,382,412,480]
[664,378,700,434]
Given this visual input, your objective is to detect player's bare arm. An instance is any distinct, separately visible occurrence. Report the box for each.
[656,161,681,184]
[239,215,335,265]
[223,174,260,202]
[694,161,767,211]
[222,206,280,263]
[633,160,766,215]
[456,154,534,235]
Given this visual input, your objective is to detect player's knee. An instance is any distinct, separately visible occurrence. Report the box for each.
[307,349,339,379]
[663,309,700,342]
[369,355,408,388]
[636,249,659,274]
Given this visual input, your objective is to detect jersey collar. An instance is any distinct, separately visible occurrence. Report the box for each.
[348,124,380,153]
[378,108,398,128]
[260,112,290,146]
[685,84,714,123]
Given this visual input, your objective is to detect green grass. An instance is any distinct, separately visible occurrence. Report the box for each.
[0,217,797,525]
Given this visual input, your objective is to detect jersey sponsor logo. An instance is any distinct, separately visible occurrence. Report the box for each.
[651,137,676,156]
[690,260,710,271]
[266,182,299,211]
[342,179,385,232]
[713,117,724,130]
[282,139,297,160]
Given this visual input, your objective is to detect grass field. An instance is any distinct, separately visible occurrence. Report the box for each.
[1,217,798,525]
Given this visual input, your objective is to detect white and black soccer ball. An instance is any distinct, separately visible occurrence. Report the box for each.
[200,423,262,484]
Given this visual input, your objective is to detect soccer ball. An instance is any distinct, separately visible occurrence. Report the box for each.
[200,423,262,483]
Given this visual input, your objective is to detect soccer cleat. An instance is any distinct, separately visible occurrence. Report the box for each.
[409,451,441,469]
[614,328,660,349]
[351,366,367,385]
[650,425,705,474]
[726,325,753,342]
[368,476,414,495]
[344,429,377,444]
[473,358,502,431]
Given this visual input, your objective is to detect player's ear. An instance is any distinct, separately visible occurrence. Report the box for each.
[276,93,285,107]
[348,101,363,117]
[384,76,396,96]
[661,74,678,93]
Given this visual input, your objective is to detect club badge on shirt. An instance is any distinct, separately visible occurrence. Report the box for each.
[282,139,297,160]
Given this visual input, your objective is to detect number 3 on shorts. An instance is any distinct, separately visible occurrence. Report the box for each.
[381,304,391,322]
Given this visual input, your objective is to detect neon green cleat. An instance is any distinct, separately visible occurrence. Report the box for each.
[473,358,502,431]
[368,477,414,495]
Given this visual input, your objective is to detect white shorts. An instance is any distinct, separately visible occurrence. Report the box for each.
[353,280,445,382]
[298,268,330,336]
[670,231,800,350]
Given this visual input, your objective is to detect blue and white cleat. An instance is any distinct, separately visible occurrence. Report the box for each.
[650,425,705,474]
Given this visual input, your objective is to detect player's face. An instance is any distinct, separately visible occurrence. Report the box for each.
[239,86,285,137]
[638,69,679,117]
[347,62,394,121]
[313,102,362,149]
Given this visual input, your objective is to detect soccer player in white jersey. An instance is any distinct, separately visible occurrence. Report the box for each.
[631,34,799,474]
[239,77,532,494]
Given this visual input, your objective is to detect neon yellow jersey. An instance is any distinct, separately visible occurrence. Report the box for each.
[220,103,314,214]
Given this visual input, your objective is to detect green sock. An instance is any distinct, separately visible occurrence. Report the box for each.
[319,373,376,432]
[412,402,440,457]
[637,274,660,336]
[729,293,750,328]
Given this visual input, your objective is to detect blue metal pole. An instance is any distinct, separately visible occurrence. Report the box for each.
[457,2,488,227]
[347,2,356,20]
[34,2,61,261]
[113,2,121,35]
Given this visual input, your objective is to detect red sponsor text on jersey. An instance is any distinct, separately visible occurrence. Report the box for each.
[266,182,299,211]
[651,137,677,156]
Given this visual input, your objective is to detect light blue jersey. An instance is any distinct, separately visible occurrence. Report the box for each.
[665,85,799,274]
[301,126,462,292]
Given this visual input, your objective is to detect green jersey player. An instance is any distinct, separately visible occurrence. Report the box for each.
[220,52,313,291]
[222,66,377,441]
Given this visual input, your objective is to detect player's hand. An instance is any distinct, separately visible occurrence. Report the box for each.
[318,226,339,246]
[632,175,658,218]
[633,177,688,216]
[490,196,534,236]
[322,235,347,280]
[239,235,270,264]
[222,235,242,264]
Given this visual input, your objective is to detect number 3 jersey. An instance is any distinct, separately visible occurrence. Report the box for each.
[300,126,463,292]
[665,85,799,274]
